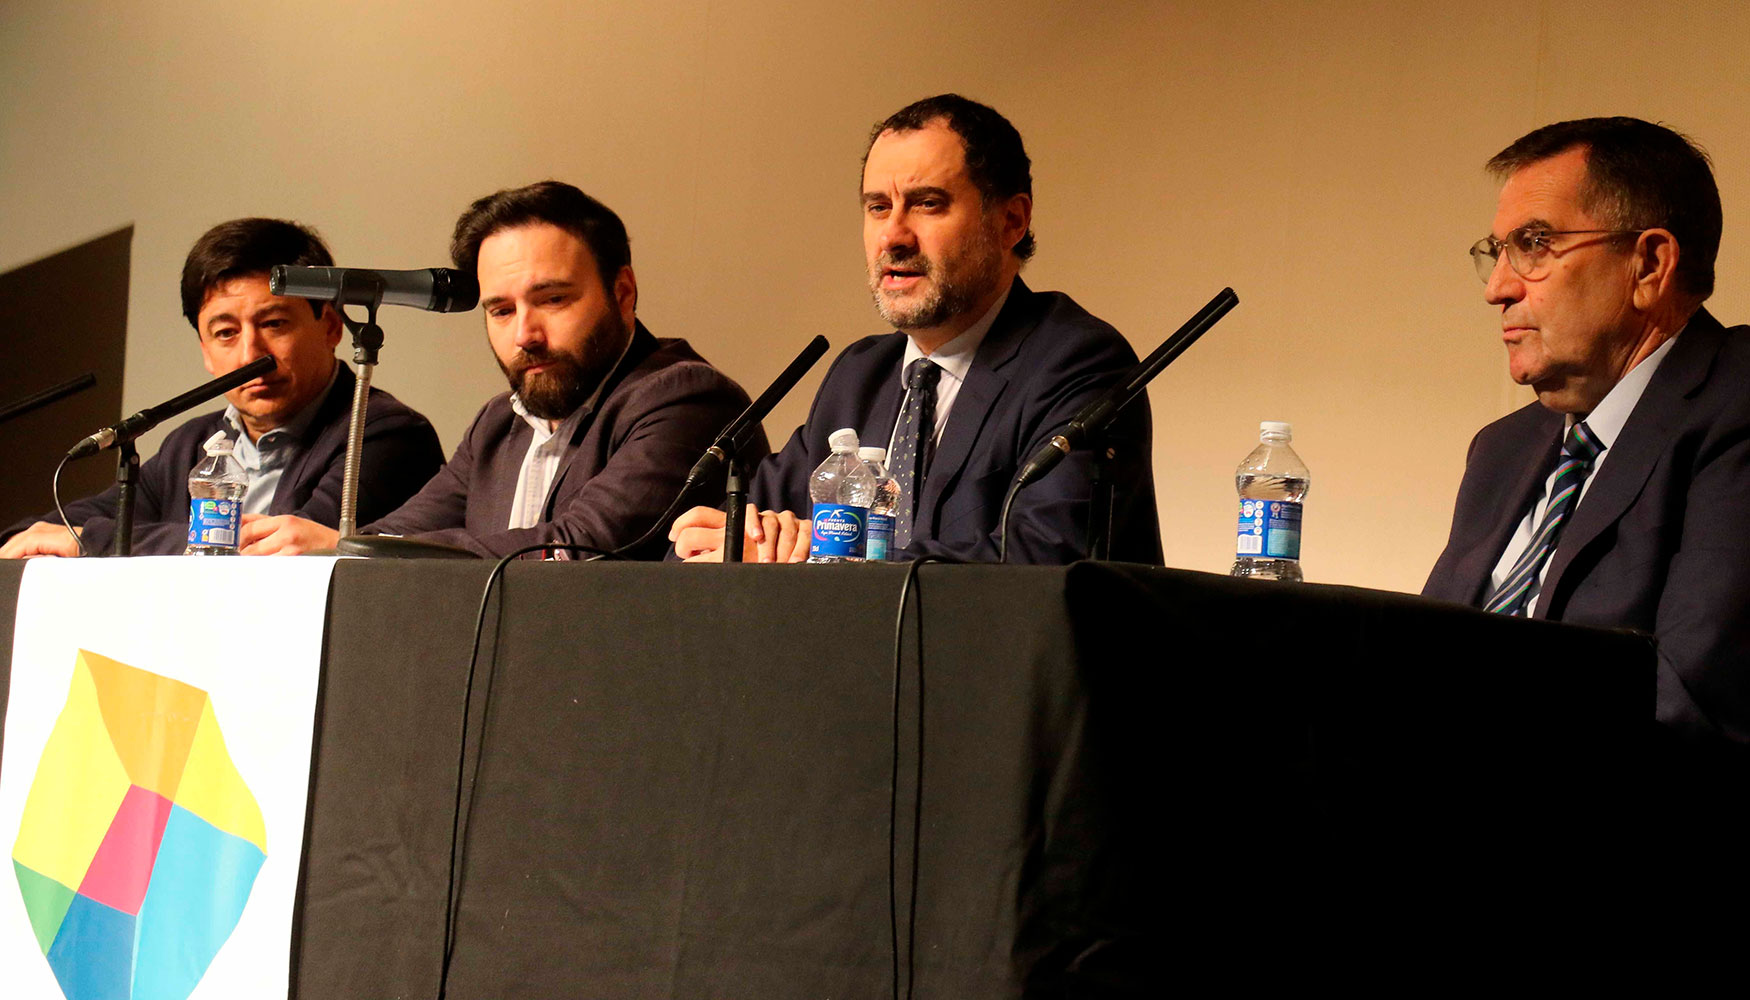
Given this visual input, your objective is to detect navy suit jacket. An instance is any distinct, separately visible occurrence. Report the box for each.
[365,323,763,560]
[750,278,1162,565]
[5,361,444,555]
[1424,309,1750,743]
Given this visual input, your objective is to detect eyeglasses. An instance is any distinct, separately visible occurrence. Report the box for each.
[1469,227,1644,282]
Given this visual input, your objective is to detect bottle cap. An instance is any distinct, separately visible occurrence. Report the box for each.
[1260,421,1292,439]
[202,430,235,456]
[828,427,860,453]
[857,446,887,463]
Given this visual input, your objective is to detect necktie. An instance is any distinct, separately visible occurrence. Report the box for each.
[890,358,941,550]
[1484,420,1604,616]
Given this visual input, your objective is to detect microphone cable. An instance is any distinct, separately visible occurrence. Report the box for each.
[888,556,951,1000]
[437,541,618,998]
[51,453,88,557]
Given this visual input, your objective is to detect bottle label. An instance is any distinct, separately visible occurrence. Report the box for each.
[1236,499,1301,560]
[188,498,241,549]
[866,512,895,562]
[810,503,867,559]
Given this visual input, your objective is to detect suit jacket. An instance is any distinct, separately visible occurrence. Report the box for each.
[749,277,1163,565]
[365,323,763,560]
[1424,308,1750,743]
[6,361,445,555]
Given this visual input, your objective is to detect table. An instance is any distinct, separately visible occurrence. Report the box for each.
[0,561,1653,996]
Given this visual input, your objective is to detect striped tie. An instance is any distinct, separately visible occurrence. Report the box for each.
[1484,420,1604,616]
[890,358,941,550]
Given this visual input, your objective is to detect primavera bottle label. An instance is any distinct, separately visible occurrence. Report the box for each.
[1236,499,1301,560]
[811,503,868,559]
[188,497,241,548]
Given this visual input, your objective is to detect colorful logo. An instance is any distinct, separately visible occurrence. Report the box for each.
[11,649,267,1000]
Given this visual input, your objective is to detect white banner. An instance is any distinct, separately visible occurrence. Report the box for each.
[0,556,336,1000]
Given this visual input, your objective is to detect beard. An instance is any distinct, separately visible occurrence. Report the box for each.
[868,219,1005,330]
[499,309,631,421]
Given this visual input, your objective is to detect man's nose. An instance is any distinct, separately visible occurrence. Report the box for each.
[239,326,271,362]
[513,308,545,351]
[877,213,917,256]
[1483,250,1523,306]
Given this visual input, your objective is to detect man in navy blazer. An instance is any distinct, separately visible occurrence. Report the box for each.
[672,95,1161,565]
[1423,118,1750,744]
[0,218,444,557]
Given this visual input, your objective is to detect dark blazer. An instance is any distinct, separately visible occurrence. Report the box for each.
[749,277,1163,565]
[365,323,762,560]
[1424,309,1750,742]
[5,361,445,555]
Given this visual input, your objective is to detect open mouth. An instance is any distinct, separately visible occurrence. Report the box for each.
[881,267,927,290]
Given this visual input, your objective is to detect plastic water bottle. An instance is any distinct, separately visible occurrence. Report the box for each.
[1230,421,1309,582]
[808,428,876,563]
[185,431,248,555]
[859,446,899,563]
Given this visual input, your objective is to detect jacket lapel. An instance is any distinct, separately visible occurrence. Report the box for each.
[914,279,1033,532]
[541,321,657,516]
[1537,309,1724,617]
[272,360,355,512]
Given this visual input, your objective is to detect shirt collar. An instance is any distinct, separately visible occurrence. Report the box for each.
[1568,327,1682,448]
[224,358,338,451]
[509,326,638,437]
[899,283,1010,385]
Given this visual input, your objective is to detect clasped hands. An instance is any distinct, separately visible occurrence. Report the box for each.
[670,504,811,563]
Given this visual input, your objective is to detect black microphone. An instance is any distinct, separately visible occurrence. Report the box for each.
[1014,287,1238,490]
[0,372,96,427]
[67,357,276,460]
[683,334,830,488]
[269,265,480,313]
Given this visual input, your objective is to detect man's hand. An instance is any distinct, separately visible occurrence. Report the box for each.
[0,522,83,559]
[239,514,340,556]
[670,504,811,563]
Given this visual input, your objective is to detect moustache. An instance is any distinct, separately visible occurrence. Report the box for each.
[874,250,934,276]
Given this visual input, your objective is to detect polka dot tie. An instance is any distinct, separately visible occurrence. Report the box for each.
[890,359,941,550]
[1484,420,1604,616]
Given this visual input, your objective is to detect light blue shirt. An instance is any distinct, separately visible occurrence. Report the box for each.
[223,361,339,514]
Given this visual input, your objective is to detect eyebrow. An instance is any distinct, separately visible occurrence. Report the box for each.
[479,279,577,310]
[862,185,954,205]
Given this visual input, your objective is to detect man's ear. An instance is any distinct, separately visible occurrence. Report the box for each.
[1630,228,1681,311]
[614,266,638,328]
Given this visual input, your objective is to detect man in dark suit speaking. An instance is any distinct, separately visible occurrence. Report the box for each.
[1423,118,1750,743]
[241,182,761,560]
[672,94,1162,564]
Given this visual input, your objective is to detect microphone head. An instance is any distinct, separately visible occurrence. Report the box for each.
[426,268,480,312]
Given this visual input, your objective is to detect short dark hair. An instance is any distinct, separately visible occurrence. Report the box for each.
[1487,117,1721,301]
[864,94,1037,261]
[181,217,333,328]
[450,181,632,293]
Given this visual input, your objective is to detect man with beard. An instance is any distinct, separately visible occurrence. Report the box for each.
[240,181,762,559]
[671,94,1161,564]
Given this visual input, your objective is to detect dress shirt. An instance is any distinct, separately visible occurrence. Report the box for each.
[1489,333,1679,615]
[506,334,634,530]
[885,285,1009,460]
[224,361,340,514]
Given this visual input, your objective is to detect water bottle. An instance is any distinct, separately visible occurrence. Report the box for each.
[185,431,248,555]
[859,446,899,562]
[808,428,876,563]
[1230,421,1309,582]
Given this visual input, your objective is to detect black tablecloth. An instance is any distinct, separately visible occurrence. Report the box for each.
[0,561,1654,996]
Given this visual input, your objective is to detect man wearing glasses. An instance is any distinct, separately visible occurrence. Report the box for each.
[1424,117,1750,744]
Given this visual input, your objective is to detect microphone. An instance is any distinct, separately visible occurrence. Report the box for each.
[0,372,96,427]
[683,334,830,488]
[67,357,276,460]
[269,265,480,313]
[1014,287,1238,490]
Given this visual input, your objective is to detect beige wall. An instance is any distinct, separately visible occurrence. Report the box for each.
[3,0,1745,589]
